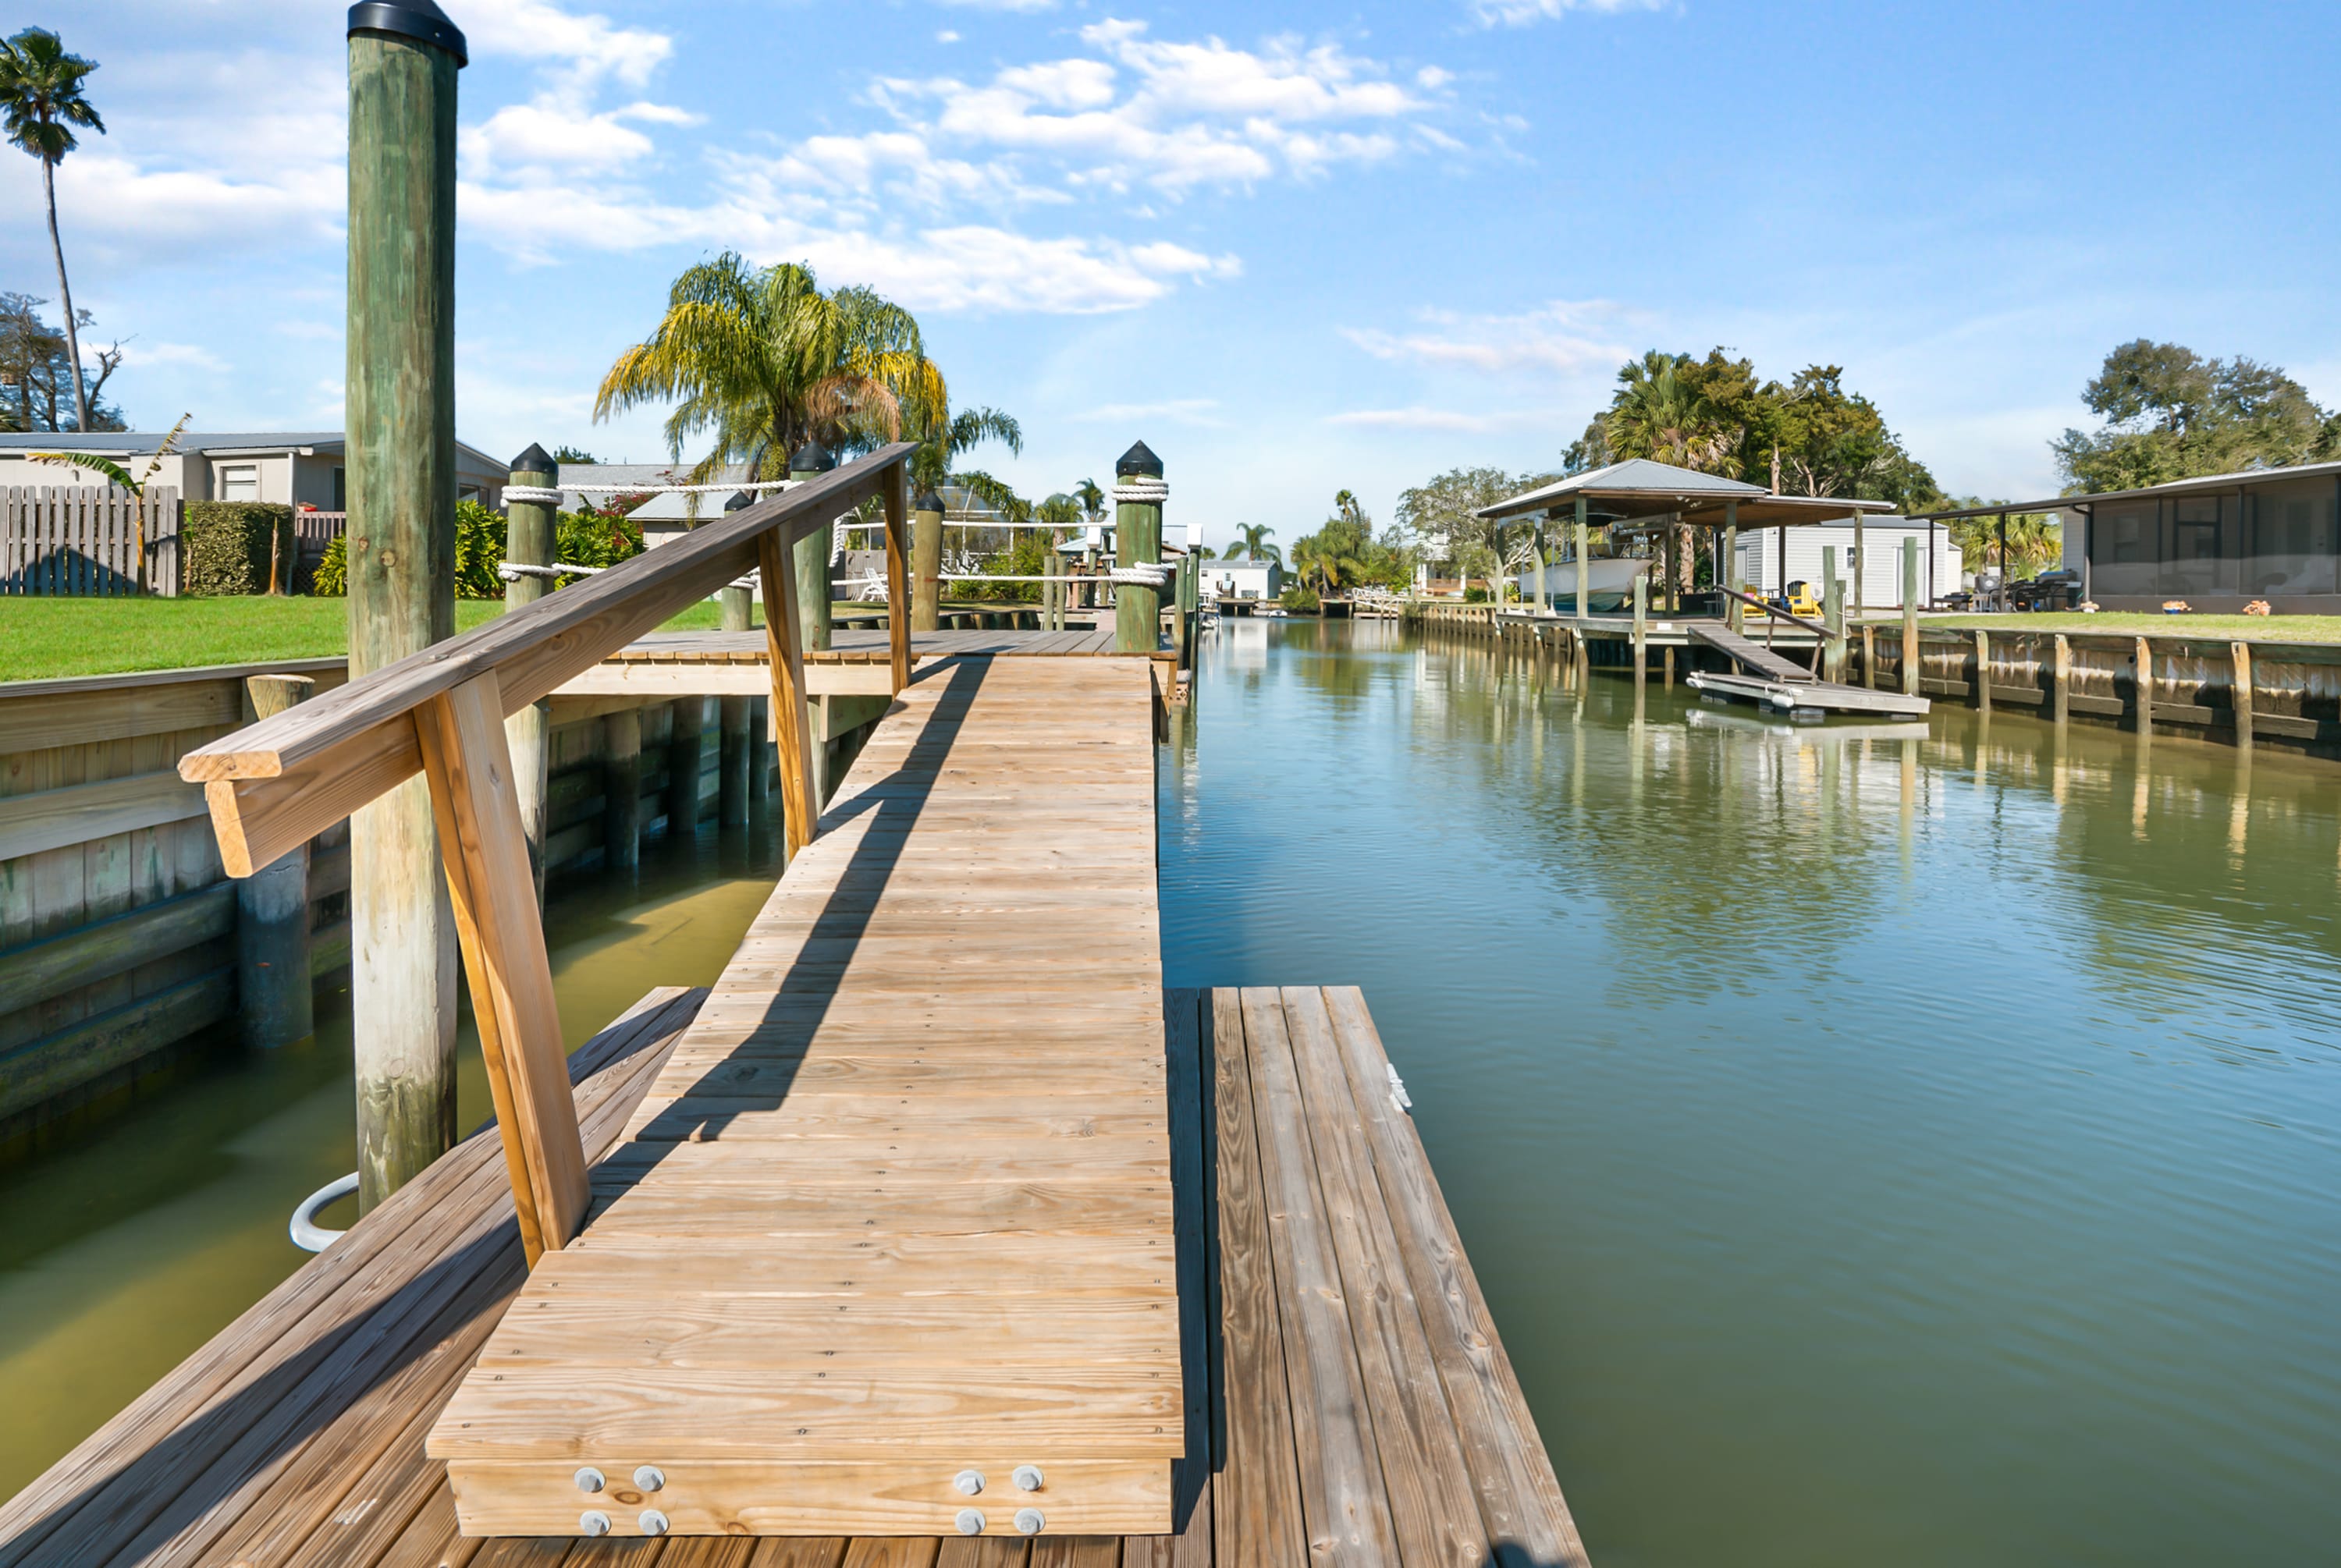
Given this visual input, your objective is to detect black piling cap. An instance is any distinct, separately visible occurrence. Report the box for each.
[724,490,756,513]
[510,442,556,477]
[1115,440,1163,478]
[789,440,837,475]
[348,0,468,66]
[915,489,947,515]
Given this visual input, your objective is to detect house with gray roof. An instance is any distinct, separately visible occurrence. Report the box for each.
[0,430,510,511]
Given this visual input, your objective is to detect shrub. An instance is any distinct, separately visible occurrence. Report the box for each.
[1281,584,1320,613]
[1463,585,1488,604]
[183,502,293,595]
[307,502,645,598]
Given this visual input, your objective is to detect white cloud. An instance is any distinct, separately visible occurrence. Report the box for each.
[1071,398,1227,425]
[1343,300,1633,377]
[123,340,228,371]
[1324,405,1566,432]
[459,0,673,91]
[936,29,962,43]
[1471,0,1667,26]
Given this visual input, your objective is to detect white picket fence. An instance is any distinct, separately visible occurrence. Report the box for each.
[1,486,183,596]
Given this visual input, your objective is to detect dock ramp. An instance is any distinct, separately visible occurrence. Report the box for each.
[1687,621,1819,683]
[427,653,1181,1537]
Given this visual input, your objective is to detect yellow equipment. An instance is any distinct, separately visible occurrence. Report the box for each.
[1775,580,1821,620]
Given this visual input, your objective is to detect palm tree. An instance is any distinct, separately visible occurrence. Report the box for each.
[1334,489,1364,527]
[1074,477,1107,529]
[906,400,1022,506]
[1602,353,1739,598]
[1227,522,1280,565]
[1036,493,1082,527]
[595,253,945,493]
[1290,533,1363,596]
[1,29,103,431]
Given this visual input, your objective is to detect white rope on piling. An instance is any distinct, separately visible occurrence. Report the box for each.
[1107,563,1173,587]
[498,561,606,580]
[1110,476,1169,506]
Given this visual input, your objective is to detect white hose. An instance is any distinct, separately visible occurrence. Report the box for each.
[290,1172,361,1252]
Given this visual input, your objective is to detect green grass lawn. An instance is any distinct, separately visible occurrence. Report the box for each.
[1890,612,2341,643]
[0,594,911,683]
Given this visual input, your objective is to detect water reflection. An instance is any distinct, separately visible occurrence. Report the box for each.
[1162,619,2341,1568]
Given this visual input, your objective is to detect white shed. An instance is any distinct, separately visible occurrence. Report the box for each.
[1205,560,1281,600]
[1735,515,1963,609]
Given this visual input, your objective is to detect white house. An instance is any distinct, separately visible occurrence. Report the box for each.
[1205,559,1281,600]
[0,430,508,510]
[1734,515,1963,608]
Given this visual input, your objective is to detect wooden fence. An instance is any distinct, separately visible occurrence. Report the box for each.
[2,485,183,596]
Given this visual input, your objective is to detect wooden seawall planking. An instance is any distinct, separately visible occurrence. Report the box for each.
[0,979,1581,1566]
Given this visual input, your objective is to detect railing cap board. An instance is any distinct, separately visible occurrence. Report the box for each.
[0,655,347,703]
[179,445,911,784]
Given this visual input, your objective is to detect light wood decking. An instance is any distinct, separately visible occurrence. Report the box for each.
[429,654,1181,1537]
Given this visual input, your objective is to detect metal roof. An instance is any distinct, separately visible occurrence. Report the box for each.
[1476,458,1769,521]
[1902,458,2341,523]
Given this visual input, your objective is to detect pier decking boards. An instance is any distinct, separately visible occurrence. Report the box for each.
[0,978,1583,1565]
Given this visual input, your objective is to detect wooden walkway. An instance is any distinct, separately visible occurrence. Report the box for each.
[431,655,1178,1538]
[0,978,1583,1566]
[1685,623,1818,683]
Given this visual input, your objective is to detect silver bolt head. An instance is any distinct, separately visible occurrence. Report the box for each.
[638,1509,670,1536]
[1014,1506,1046,1535]
[954,1468,986,1495]
[578,1510,611,1537]
[955,1507,987,1535]
[1013,1464,1045,1492]
[574,1467,605,1493]
[633,1465,666,1492]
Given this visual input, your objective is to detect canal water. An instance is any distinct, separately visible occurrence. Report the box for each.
[1161,618,2341,1566]
[6,623,2338,1566]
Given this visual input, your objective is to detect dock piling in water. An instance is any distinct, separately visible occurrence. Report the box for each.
[1902,537,1920,697]
[236,674,315,1050]
[504,444,557,902]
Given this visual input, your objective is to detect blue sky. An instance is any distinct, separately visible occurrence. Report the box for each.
[9,0,2338,548]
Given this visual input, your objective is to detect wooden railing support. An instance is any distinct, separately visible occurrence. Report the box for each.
[883,466,912,695]
[414,670,589,1265]
[758,530,819,857]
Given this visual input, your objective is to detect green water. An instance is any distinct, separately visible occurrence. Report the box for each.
[1160,619,2341,1566]
[0,820,787,1496]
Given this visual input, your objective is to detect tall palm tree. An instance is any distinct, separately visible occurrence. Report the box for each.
[1074,477,1107,530]
[904,400,1021,508]
[1,29,104,431]
[1227,522,1279,564]
[595,253,945,493]
[1603,353,1738,598]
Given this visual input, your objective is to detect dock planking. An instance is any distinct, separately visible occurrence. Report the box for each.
[0,980,1583,1565]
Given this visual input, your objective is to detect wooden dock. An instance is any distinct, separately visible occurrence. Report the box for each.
[0,977,1583,1565]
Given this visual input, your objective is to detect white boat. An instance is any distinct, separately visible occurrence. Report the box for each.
[1515,558,1653,613]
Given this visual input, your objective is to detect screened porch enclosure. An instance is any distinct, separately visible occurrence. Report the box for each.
[2086,473,2341,606]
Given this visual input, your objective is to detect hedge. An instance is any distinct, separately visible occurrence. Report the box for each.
[183,502,295,596]
[309,500,644,598]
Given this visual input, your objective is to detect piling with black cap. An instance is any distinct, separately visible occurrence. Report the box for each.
[346,0,465,1210]
[1113,441,1165,655]
[719,488,755,633]
[505,443,557,902]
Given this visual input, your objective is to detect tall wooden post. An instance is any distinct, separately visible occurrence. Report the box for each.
[346,0,464,1211]
[1114,441,1166,655]
[1853,512,1865,622]
[882,464,912,694]
[1631,573,1647,690]
[1174,548,1197,667]
[1822,546,1845,683]
[2231,640,2254,752]
[1974,628,1992,714]
[912,488,944,632]
[1534,516,1548,613]
[1573,498,1589,623]
[238,673,316,1049]
[719,489,756,633]
[1724,500,1741,633]
[503,444,556,902]
[1902,537,1920,697]
[666,697,704,839]
[1046,532,1064,630]
[718,694,751,828]
[601,707,641,874]
[2052,633,2072,727]
[790,444,838,807]
[758,527,819,860]
[1861,624,1876,690]
[2134,636,2154,741]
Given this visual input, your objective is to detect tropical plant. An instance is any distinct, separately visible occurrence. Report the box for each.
[27,411,188,591]
[1074,477,1106,529]
[549,445,597,464]
[1192,543,1217,560]
[594,253,945,495]
[311,501,641,598]
[1226,522,1280,564]
[1281,584,1320,613]
[1945,504,2062,578]
[1,29,104,431]
[905,402,1022,505]
[1036,492,1082,527]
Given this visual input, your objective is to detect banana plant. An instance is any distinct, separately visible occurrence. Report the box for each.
[30,410,189,591]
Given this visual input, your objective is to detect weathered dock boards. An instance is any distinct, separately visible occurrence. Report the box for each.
[428,654,1185,1538]
[1686,622,1819,684]
[0,982,1583,1566]
[1686,669,1931,718]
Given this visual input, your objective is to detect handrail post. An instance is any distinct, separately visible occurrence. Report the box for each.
[912,488,944,633]
[504,444,556,903]
[759,527,819,858]
[414,670,589,1266]
[883,463,911,694]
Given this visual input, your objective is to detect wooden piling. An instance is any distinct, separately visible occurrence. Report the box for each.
[1901,537,1919,697]
[346,2,464,1209]
[911,488,944,633]
[601,706,641,873]
[2231,640,2254,751]
[1114,441,1165,654]
[1861,624,1876,690]
[665,697,703,839]
[718,694,751,828]
[503,445,556,902]
[1822,546,1845,683]
[1632,573,1647,689]
[2053,633,2072,726]
[236,674,315,1049]
[1573,498,1589,623]
[1724,501,1742,633]
[746,695,772,807]
[2134,636,2153,740]
[789,442,837,661]
[1974,627,1992,714]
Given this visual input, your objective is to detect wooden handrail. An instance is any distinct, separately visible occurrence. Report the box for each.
[1721,586,1831,638]
[173,441,914,1265]
[180,443,915,876]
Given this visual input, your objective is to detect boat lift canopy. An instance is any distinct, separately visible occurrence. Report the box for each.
[1476,457,1898,529]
